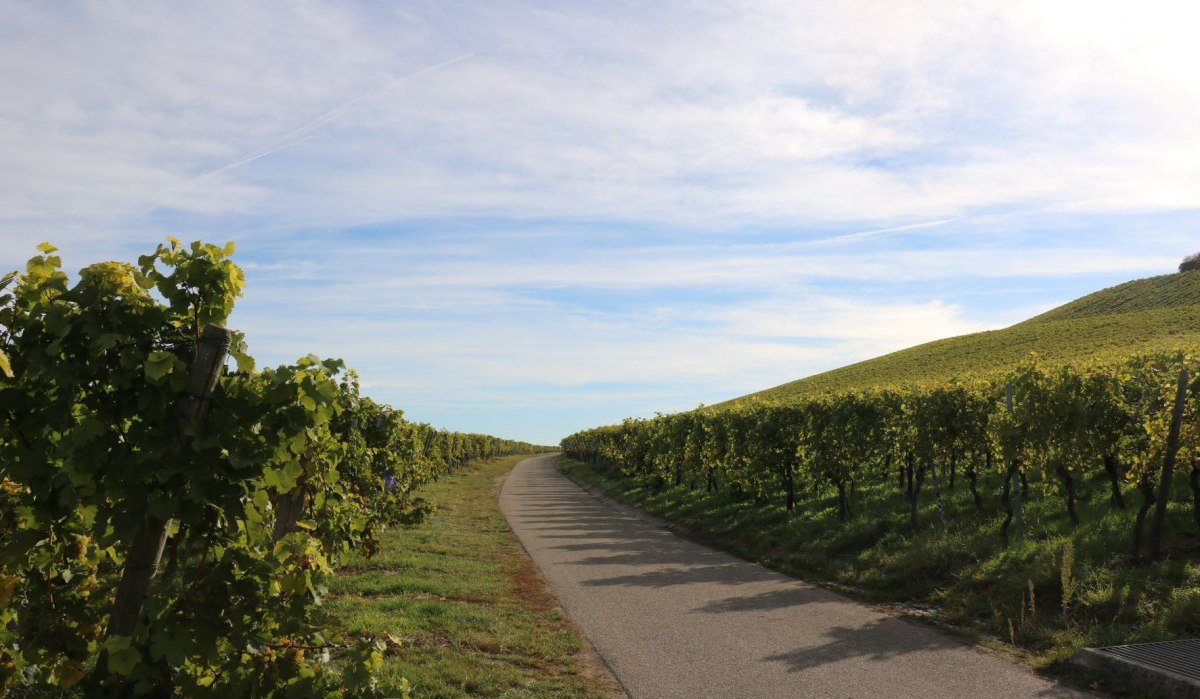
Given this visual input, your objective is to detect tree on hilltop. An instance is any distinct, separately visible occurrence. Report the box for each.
[1180,252,1200,272]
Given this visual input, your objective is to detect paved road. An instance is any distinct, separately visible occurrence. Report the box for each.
[499,454,1097,699]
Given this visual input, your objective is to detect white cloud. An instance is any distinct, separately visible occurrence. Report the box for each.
[235,238,1171,297]
[4,0,1200,242]
[3,1,1199,442]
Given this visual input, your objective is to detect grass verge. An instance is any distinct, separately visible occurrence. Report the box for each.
[322,455,620,698]
[558,455,1200,698]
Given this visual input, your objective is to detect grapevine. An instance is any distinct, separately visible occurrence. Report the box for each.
[0,240,543,696]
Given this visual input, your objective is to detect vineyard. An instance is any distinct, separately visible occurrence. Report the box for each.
[562,352,1200,660]
[0,240,546,697]
[1022,271,1200,322]
[736,271,1200,405]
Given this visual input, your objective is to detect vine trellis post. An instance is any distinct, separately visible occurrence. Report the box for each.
[1149,366,1189,559]
[106,325,231,640]
[1006,383,1024,544]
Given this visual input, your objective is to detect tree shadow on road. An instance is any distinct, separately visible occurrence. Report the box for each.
[763,619,1090,697]
[695,586,839,614]
[581,562,777,588]
[764,617,958,673]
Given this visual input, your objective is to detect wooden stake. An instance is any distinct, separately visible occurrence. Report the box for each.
[106,326,231,639]
[1149,366,1188,559]
[1006,383,1024,543]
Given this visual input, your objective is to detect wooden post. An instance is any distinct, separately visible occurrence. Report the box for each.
[1191,455,1200,534]
[1006,383,1024,543]
[106,325,230,640]
[1150,367,1189,559]
[909,453,924,528]
[928,458,947,524]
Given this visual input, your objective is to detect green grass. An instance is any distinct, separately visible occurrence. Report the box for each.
[559,455,1200,697]
[732,271,1200,405]
[321,455,617,699]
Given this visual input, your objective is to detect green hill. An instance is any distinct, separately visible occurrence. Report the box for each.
[1019,270,1200,323]
[732,271,1200,404]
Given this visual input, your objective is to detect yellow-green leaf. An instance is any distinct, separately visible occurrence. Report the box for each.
[0,575,19,607]
[102,636,141,676]
[144,350,179,382]
[56,661,86,688]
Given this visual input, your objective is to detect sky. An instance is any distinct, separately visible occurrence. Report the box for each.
[2,1,1199,445]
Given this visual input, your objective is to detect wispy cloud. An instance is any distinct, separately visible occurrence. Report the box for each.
[2,1,1198,442]
[194,53,475,182]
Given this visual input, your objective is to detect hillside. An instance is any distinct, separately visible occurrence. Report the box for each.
[1019,270,1200,323]
[732,271,1200,404]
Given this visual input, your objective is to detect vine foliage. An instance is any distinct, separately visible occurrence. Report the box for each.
[563,354,1200,556]
[0,240,541,696]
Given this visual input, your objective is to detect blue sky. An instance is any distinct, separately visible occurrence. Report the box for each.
[2,1,1199,444]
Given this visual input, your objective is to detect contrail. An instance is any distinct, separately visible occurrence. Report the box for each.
[821,218,959,246]
[747,218,959,255]
[199,52,475,180]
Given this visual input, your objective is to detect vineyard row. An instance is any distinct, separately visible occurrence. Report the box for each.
[0,240,547,697]
[562,353,1200,559]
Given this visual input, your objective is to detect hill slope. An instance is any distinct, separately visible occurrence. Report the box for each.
[1019,270,1200,323]
[733,271,1200,404]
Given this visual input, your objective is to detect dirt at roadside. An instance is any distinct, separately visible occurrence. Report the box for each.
[494,473,628,698]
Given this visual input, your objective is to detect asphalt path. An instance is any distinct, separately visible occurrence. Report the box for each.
[499,454,1098,699]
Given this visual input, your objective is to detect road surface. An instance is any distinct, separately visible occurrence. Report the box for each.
[499,454,1096,699]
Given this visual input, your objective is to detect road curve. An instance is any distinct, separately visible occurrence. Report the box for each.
[499,454,1097,699]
